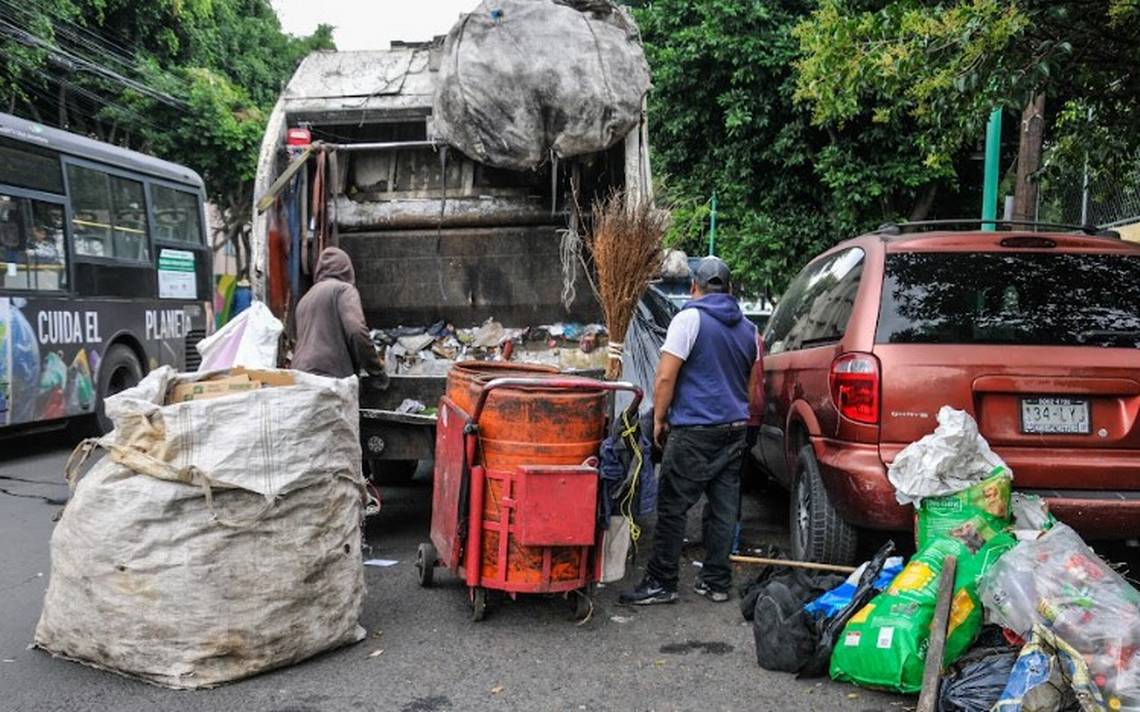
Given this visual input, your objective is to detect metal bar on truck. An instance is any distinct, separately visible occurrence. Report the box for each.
[255,144,314,214]
[326,140,445,152]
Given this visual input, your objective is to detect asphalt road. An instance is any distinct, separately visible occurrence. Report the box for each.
[0,432,905,712]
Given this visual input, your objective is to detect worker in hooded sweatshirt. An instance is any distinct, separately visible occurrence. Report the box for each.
[292,246,387,383]
[620,256,759,605]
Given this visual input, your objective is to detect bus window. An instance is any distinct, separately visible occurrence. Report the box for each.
[0,193,67,291]
[67,165,150,261]
[152,184,203,244]
[110,176,149,260]
[68,165,113,257]
[0,137,64,194]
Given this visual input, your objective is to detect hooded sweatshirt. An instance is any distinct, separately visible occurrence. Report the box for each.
[668,293,758,426]
[292,247,384,379]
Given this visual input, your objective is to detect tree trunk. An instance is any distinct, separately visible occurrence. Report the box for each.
[1012,93,1046,223]
[909,184,939,222]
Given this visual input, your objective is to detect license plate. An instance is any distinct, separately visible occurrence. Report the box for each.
[1020,397,1091,435]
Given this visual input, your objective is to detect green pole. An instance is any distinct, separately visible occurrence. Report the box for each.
[981,108,1002,230]
[708,192,718,256]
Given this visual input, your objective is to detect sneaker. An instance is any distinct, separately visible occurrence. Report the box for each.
[618,576,679,606]
[693,580,729,603]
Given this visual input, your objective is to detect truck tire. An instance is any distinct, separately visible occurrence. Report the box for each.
[790,444,857,565]
[95,345,144,434]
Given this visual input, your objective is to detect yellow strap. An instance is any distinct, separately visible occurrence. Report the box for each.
[617,410,643,543]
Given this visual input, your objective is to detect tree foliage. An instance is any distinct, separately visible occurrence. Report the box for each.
[0,0,333,269]
[795,0,1140,208]
[634,0,971,294]
[637,0,1140,292]
[635,0,831,294]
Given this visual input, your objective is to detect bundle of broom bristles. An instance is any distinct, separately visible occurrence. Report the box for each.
[585,191,669,379]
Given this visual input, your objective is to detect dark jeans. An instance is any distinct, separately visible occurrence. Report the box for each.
[646,424,746,593]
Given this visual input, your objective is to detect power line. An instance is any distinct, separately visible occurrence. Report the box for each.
[0,16,187,109]
[0,0,147,70]
[3,50,167,134]
[0,0,197,100]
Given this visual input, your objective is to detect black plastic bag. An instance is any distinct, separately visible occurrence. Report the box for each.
[798,540,896,679]
[740,552,846,673]
[938,652,1018,712]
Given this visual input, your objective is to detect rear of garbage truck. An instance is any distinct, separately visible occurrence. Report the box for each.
[250,33,653,478]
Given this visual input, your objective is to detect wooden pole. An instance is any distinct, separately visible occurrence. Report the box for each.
[1013,93,1046,223]
[916,555,958,712]
[729,554,857,575]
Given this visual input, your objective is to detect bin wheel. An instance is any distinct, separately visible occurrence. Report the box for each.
[470,587,487,622]
[572,586,594,622]
[415,542,436,588]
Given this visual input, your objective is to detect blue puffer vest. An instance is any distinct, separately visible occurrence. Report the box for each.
[668,293,757,427]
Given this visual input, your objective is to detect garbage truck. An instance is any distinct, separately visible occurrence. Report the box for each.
[250,6,654,482]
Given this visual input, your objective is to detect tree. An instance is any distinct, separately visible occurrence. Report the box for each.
[794,0,1140,223]
[0,0,333,274]
[633,0,977,293]
[634,0,825,294]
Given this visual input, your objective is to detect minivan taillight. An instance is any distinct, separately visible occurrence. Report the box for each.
[830,353,880,425]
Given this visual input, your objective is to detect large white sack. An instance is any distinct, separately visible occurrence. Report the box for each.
[433,0,651,171]
[887,406,1008,506]
[196,301,282,371]
[35,366,366,689]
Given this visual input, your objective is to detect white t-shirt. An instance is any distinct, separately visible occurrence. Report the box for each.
[661,309,702,360]
[661,308,764,362]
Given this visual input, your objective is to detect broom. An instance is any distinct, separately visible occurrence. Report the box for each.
[585,191,668,380]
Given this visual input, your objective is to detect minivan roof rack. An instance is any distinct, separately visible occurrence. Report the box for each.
[873,219,1121,239]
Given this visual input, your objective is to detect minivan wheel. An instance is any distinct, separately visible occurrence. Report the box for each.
[790,444,858,565]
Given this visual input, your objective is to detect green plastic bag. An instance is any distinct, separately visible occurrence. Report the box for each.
[915,469,1012,549]
[830,532,1016,693]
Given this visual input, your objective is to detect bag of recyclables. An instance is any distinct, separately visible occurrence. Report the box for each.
[34,366,366,688]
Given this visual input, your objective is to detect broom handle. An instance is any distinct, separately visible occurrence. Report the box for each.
[730,554,857,574]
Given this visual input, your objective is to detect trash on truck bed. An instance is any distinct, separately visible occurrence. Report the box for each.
[35,366,366,689]
[373,318,610,377]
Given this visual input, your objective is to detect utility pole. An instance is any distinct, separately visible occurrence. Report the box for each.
[981,108,1003,230]
[1012,94,1046,223]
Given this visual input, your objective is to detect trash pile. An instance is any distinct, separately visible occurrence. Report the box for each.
[745,405,1140,711]
[35,366,366,688]
[372,317,610,376]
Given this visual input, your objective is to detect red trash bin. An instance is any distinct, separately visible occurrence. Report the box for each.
[416,376,642,621]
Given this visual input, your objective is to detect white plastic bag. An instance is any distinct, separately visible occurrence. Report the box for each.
[196,301,282,371]
[887,406,1008,506]
[600,515,631,583]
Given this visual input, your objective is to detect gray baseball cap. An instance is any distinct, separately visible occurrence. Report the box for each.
[693,256,732,292]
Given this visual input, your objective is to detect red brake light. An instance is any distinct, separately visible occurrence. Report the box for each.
[830,352,880,425]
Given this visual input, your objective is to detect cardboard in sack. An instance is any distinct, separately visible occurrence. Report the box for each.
[34,366,366,689]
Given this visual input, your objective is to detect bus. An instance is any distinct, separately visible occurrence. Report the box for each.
[0,112,213,434]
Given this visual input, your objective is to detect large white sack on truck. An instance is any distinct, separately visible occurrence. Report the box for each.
[433,0,651,171]
[34,366,366,689]
[887,406,1008,506]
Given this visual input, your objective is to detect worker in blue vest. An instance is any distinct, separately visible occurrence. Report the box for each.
[620,256,759,605]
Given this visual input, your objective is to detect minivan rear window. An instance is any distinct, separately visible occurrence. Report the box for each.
[877,252,1140,348]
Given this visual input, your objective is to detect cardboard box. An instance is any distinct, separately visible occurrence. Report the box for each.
[229,367,296,388]
[170,376,262,403]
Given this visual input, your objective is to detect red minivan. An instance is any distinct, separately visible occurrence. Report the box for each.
[754,223,1140,564]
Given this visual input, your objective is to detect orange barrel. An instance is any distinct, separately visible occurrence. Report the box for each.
[475,380,608,587]
[445,361,558,415]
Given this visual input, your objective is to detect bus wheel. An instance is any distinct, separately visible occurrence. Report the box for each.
[95,345,144,434]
